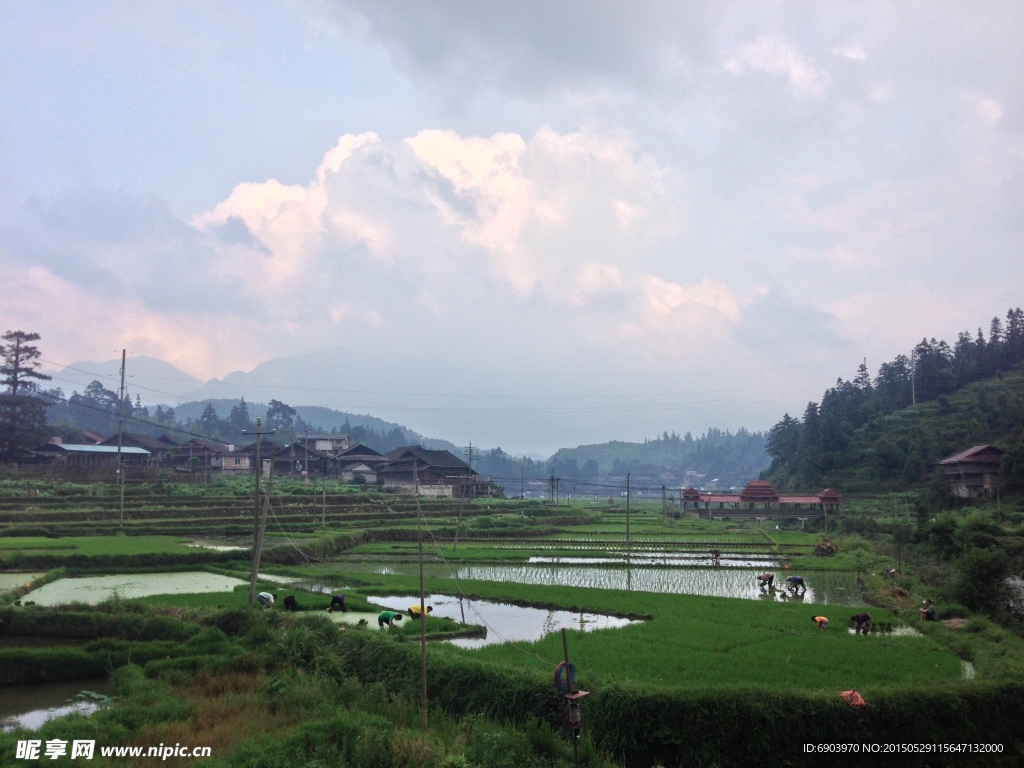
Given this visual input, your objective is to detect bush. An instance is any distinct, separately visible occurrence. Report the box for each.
[953,547,1013,615]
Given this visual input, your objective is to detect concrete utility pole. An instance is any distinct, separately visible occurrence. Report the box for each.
[116,349,126,528]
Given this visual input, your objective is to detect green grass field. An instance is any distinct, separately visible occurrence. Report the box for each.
[0,534,204,558]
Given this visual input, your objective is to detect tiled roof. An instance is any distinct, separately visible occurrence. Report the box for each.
[36,444,150,455]
[938,445,1004,465]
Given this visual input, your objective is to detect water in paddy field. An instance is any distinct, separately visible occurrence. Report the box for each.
[21,572,247,605]
[342,561,861,606]
[527,553,776,567]
[367,593,641,648]
[0,679,112,732]
[0,573,44,594]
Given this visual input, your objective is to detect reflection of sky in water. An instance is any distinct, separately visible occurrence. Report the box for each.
[342,562,861,606]
[0,679,111,732]
[0,573,43,593]
[23,573,246,605]
[528,553,778,567]
[367,593,640,648]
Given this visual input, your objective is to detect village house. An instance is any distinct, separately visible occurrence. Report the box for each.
[378,445,478,496]
[938,445,1004,499]
[335,443,383,483]
[34,438,151,467]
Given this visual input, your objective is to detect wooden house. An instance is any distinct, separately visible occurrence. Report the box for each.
[335,444,383,483]
[378,445,478,496]
[34,440,150,467]
[938,445,1004,499]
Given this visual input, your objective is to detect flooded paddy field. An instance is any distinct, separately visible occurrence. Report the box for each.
[21,572,246,605]
[367,593,641,648]
[0,573,42,593]
[338,560,861,605]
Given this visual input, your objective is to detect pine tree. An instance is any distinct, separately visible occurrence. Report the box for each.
[0,331,52,459]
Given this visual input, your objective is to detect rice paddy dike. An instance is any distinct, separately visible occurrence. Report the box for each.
[1,477,1022,766]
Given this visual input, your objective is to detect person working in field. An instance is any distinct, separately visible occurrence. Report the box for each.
[757,573,774,589]
[378,610,403,629]
[851,612,873,634]
[812,615,829,631]
[710,549,722,566]
[256,592,275,607]
[919,599,937,621]
[283,594,298,612]
[328,594,347,612]
[786,575,806,594]
[408,604,433,618]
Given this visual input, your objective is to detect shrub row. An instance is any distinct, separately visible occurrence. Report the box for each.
[332,632,1024,767]
[0,607,201,642]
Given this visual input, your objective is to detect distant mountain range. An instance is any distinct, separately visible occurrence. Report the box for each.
[50,353,464,455]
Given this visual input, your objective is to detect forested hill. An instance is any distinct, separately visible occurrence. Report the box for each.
[765,307,1024,492]
[547,428,769,488]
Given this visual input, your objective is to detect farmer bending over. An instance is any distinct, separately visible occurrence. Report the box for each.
[328,594,347,612]
[283,594,298,612]
[786,575,806,593]
[408,604,434,618]
[378,610,403,629]
[851,613,872,635]
[710,549,722,566]
[812,615,829,631]
[256,592,275,608]
[757,573,774,589]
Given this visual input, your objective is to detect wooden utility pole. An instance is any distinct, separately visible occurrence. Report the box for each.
[910,348,916,406]
[625,473,631,549]
[661,484,666,520]
[115,349,126,528]
[244,418,275,608]
[561,629,582,768]
[453,478,467,553]
[414,464,428,731]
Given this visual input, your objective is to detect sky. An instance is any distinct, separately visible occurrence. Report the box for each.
[2,1,1022,457]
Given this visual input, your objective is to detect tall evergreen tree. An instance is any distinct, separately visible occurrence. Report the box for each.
[0,331,52,459]
[0,330,51,395]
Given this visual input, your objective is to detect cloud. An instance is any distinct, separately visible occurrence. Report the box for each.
[724,36,831,99]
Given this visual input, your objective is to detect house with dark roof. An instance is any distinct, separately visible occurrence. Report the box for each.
[938,445,1004,499]
[379,445,481,496]
[276,442,333,475]
[98,433,181,455]
[335,444,382,483]
[34,440,151,467]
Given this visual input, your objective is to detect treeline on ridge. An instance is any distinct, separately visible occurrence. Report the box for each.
[766,307,1024,491]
